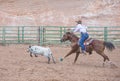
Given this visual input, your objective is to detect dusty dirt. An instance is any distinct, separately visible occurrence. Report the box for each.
[0,45,120,81]
[0,0,120,26]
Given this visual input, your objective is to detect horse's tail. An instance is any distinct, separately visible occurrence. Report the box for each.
[104,41,115,51]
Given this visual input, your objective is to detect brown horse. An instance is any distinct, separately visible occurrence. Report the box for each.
[60,32,116,66]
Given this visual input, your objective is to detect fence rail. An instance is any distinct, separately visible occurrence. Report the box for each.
[0,26,120,46]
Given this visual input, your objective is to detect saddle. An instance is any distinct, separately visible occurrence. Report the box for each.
[78,38,93,46]
[85,38,94,55]
[84,38,94,45]
[78,38,94,55]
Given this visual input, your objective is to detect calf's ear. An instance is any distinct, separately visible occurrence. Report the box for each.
[29,45,31,48]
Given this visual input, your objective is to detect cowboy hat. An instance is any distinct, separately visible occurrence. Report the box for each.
[75,20,82,24]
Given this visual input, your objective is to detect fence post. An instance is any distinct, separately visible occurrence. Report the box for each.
[38,26,43,45]
[22,27,24,43]
[18,27,20,43]
[38,27,40,45]
[59,27,63,44]
[2,27,6,45]
[64,27,66,33]
[60,27,62,38]
[104,27,108,41]
[43,27,45,45]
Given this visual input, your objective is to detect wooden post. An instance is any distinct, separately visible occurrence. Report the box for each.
[38,27,40,45]
[2,27,6,45]
[38,26,43,46]
[18,27,20,43]
[104,27,108,41]
[22,27,24,43]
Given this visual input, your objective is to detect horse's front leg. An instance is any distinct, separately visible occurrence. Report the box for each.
[64,48,75,59]
[64,43,78,58]
[74,52,80,63]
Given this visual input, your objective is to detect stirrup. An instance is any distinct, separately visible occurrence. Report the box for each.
[82,50,87,55]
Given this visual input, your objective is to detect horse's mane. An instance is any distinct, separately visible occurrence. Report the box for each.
[66,32,79,39]
[72,33,79,39]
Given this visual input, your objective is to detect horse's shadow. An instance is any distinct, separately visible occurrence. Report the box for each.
[74,62,102,68]
[74,62,118,69]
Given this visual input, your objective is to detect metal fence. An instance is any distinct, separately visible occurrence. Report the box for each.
[0,26,120,46]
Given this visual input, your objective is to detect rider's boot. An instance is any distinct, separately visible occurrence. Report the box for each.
[82,50,87,55]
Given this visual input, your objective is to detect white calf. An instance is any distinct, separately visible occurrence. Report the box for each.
[27,45,56,64]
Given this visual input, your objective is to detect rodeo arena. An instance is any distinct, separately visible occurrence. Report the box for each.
[0,0,120,81]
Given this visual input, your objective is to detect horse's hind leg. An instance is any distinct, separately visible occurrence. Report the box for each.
[98,52,110,66]
[103,55,110,66]
[98,52,117,68]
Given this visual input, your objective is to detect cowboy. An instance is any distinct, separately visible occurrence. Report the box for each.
[71,20,89,54]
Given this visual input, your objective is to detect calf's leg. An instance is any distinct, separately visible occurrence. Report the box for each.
[51,54,56,64]
[34,54,38,57]
[48,57,50,64]
[30,52,33,57]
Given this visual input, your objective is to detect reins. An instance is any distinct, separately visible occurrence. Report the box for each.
[68,33,79,42]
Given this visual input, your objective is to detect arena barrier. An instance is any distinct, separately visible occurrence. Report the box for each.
[0,26,120,46]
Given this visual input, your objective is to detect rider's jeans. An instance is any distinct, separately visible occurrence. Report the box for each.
[79,32,89,51]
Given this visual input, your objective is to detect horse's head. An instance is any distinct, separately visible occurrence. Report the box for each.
[60,32,73,42]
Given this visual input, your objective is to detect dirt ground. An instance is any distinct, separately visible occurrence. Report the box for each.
[0,44,120,81]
